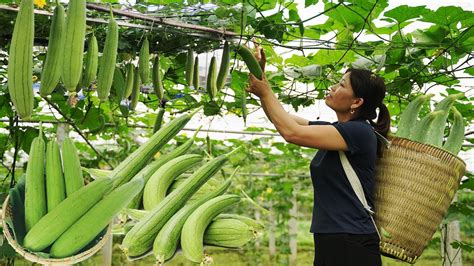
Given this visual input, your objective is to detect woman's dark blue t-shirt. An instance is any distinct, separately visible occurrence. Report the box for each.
[308,119,377,234]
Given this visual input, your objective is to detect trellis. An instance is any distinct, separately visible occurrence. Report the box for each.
[0,1,472,265]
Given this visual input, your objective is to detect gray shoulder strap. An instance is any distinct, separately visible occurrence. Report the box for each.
[339,151,381,240]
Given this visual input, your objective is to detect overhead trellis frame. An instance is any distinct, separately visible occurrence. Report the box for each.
[0,3,235,53]
[1,3,457,52]
[0,4,149,30]
[86,3,238,39]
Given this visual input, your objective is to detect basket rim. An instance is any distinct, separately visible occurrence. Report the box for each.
[1,195,112,265]
[387,136,466,167]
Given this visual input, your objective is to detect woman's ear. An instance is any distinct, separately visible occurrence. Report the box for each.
[351,98,364,109]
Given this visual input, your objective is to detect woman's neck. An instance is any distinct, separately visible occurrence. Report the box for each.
[336,112,354,123]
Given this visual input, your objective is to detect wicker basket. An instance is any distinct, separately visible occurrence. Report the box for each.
[1,195,112,265]
[374,137,466,264]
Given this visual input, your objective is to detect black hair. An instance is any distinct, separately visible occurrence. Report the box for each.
[346,68,390,157]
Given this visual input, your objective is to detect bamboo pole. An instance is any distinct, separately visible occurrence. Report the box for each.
[288,190,298,266]
[441,193,463,266]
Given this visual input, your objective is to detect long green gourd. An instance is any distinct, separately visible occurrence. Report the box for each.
[411,111,445,144]
[138,37,150,83]
[153,107,165,133]
[61,136,85,196]
[121,147,241,257]
[203,218,255,248]
[127,128,201,209]
[110,109,200,189]
[216,41,230,90]
[50,178,144,258]
[130,66,140,111]
[193,55,199,89]
[143,154,203,210]
[153,178,232,263]
[206,56,217,100]
[62,0,86,92]
[167,175,224,205]
[83,34,99,88]
[24,128,46,232]
[237,45,263,80]
[45,140,66,212]
[23,178,113,251]
[152,54,164,100]
[181,194,241,263]
[97,11,119,102]
[39,2,65,97]
[215,213,265,230]
[424,93,464,147]
[7,0,34,119]
[123,63,135,99]
[396,94,434,139]
[185,48,194,86]
[443,107,465,155]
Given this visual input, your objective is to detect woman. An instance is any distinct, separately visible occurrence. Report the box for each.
[247,48,390,266]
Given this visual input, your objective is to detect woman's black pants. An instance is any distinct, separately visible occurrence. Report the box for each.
[313,233,381,266]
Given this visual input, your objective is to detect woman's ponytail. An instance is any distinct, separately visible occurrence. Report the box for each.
[375,103,390,138]
[347,68,391,157]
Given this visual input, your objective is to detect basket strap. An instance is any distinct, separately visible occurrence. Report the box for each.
[338,151,381,240]
[374,131,391,148]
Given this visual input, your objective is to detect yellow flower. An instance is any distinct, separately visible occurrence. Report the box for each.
[32,75,38,82]
[34,0,46,9]
[266,187,273,194]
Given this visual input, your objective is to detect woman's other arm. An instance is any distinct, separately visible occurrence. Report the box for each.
[248,74,347,151]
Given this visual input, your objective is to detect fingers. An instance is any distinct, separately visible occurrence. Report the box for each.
[254,47,261,61]
[258,48,266,72]
[249,73,257,82]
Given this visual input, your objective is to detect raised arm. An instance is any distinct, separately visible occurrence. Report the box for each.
[252,46,309,127]
[248,74,347,151]
[290,114,309,125]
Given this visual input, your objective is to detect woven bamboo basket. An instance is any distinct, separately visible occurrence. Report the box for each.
[374,137,466,264]
[1,195,112,265]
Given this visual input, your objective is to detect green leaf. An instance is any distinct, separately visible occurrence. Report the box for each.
[0,227,16,258]
[20,127,39,154]
[81,108,102,132]
[285,54,311,67]
[305,0,319,8]
[303,26,322,40]
[254,14,287,42]
[421,7,473,26]
[244,126,266,132]
[325,3,366,32]
[249,0,277,11]
[464,67,474,76]
[288,10,304,36]
[112,67,126,103]
[369,22,410,35]
[385,35,406,65]
[411,25,449,44]
[310,49,356,65]
[203,101,220,116]
[0,94,13,118]
[460,172,474,190]
[386,76,412,95]
[384,5,429,24]
[450,241,474,252]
